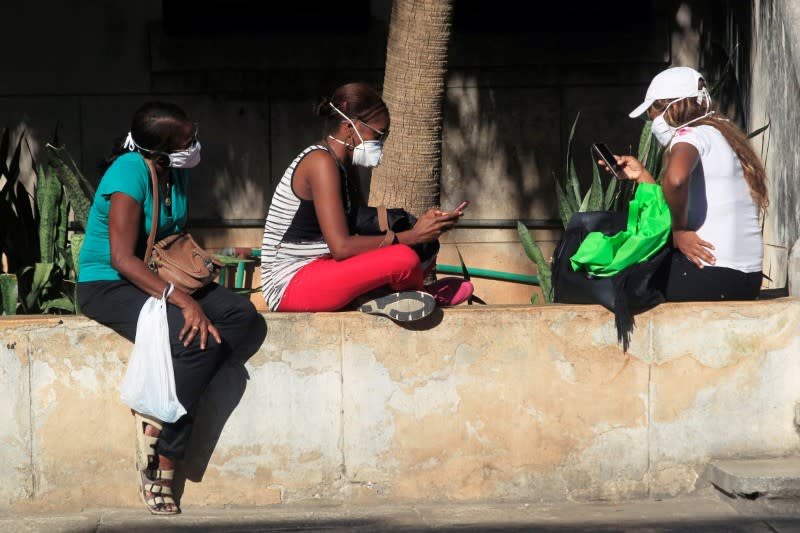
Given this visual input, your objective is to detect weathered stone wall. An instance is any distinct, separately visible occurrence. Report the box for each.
[1,300,799,511]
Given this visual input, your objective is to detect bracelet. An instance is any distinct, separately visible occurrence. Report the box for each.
[379,230,396,248]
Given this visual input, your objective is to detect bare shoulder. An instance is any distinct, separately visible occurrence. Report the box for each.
[298,148,340,182]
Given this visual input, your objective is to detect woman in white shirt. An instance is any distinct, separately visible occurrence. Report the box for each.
[606,66,767,301]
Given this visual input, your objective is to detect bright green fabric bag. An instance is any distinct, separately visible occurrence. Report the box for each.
[569,183,671,277]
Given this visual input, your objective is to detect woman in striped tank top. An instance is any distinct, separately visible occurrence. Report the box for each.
[261,82,473,321]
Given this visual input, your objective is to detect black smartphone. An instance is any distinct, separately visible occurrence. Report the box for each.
[592,143,624,180]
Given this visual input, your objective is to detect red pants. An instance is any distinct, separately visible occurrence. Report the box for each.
[277,244,424,312]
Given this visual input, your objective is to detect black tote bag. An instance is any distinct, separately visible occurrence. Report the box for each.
[551,211,669,350]
[353,206,439,266]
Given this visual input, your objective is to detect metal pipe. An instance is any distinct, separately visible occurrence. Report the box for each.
[436,264,539,285]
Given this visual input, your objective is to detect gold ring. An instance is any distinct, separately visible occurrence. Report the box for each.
[192,326,199,331]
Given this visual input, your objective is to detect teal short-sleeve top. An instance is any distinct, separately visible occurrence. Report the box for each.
[78,152,189,282]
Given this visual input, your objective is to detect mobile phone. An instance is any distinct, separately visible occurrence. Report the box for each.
[592,143,624,180]
[454,200,470,212]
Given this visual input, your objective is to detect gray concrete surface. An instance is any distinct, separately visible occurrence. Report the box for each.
[3,491,800,532]
[707,458,800,498]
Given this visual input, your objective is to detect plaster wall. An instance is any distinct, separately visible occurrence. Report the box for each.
[1,300,798,511]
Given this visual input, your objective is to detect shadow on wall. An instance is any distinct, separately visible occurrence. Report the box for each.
[173,313,268,498]
[442,75,555,221]
[440,0,756,227]
[670,0,753,128]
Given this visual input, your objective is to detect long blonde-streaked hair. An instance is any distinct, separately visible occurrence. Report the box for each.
[651,79,768,213]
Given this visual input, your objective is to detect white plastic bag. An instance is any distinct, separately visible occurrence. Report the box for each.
[120,284,187,422]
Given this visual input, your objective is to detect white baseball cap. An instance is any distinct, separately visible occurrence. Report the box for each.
[629,66,705,118]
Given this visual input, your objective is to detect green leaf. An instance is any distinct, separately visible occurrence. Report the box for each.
[45,144,95,230]
[41,296,75,313]
[229,287,261,296]
[553,174,573,229]
[603,174,618,210]
[7,129,25,184]
[517,221,552,303]
[22,262,54,312]
[567,158,581,211]
[0,273,18,315]
[565,113,582,207]
[455,245,470,281]
[0,127,10,178]
[747,120,770,139]
[70,233,84,281]
[35,163,63,264]
[637,120,653,162]
[585,162,604,211]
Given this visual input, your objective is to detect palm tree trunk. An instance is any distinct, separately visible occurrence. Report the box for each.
[368,0,453,215]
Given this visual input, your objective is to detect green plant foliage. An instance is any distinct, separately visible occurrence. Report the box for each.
[0,128,38,273]
[519,114,665,305]
[0,273,18,315]
[34,162,65,264]
[0,127,92,315]
[45,143,96,230]
[517,221,552,303]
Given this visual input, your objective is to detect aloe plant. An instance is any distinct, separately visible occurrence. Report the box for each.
[0,128,38,273]
[45,143,95,230]
[518,115,665,304]
[0,126,92,315]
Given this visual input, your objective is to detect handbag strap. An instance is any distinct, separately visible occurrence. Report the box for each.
[143,159,160,267]
[377,205,389,233]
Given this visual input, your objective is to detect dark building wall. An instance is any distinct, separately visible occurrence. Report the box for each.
[0,1,753,228]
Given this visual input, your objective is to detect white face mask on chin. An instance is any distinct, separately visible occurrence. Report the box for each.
[651,88,713,147]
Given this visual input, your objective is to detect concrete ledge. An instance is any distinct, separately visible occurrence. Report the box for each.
[707,458,800,498]
[2,299,800,511]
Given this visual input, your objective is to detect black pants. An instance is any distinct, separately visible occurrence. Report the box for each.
[659,251,762,302]
[78,281,265,460]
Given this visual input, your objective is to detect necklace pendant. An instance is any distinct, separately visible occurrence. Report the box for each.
[165,197,172,207]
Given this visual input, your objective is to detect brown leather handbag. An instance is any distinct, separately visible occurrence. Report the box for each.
[143,165,222,294]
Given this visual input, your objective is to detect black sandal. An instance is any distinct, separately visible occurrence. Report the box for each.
[138,467,179,515]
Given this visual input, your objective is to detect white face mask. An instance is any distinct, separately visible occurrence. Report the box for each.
[328,103,385,168]
[166,141,202,168]
[651,88,713,146]
[123,132,202,168]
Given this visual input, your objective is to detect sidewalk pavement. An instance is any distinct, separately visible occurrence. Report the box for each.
[3,489,800,532]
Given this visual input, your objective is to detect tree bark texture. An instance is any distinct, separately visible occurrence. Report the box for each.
[368,0,453,215]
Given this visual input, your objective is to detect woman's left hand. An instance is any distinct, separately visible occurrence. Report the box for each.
[405,208,460,244]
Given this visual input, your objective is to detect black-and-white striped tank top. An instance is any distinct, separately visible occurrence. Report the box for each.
[261,145,344,311]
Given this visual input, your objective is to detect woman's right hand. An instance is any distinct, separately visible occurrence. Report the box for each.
[673,230,716,269]
[406,208,460,244]
[171,291,221,349]
[599,155,656,184]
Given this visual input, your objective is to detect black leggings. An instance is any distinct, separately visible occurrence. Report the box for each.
[78,281,265,460]
[659,251,762,302]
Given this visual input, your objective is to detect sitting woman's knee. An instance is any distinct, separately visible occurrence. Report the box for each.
[390,244,422,271]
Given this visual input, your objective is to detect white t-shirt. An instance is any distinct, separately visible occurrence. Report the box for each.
[668,125,762,273]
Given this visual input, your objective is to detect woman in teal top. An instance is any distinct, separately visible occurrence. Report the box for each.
[77,102,264,515]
